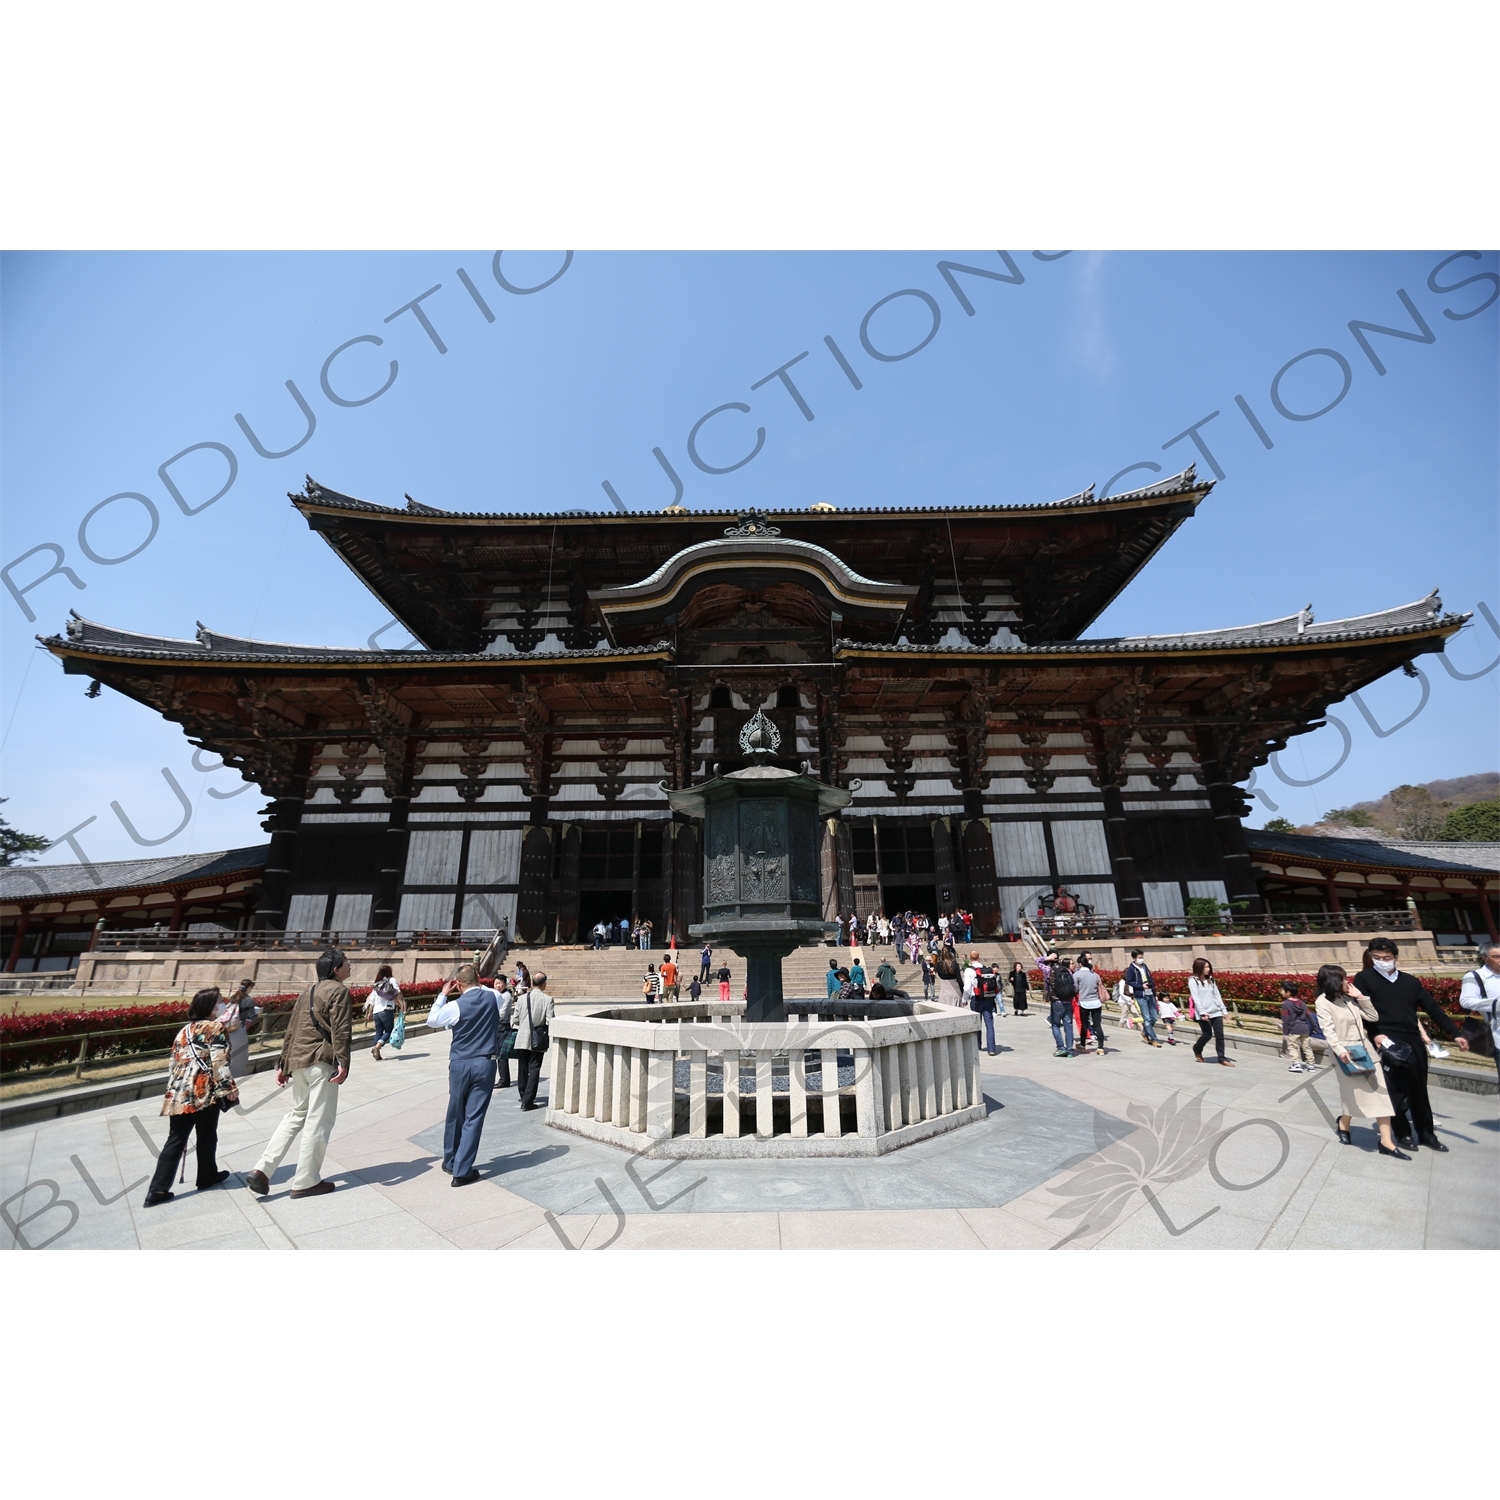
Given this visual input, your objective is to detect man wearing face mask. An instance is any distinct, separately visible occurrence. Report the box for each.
[1352,937,1468,1152]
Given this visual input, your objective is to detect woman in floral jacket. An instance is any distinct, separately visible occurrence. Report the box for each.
[143,987,241,1207]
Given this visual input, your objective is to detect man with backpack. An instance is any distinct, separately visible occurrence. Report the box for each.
[1459,942,1500,1087]
[1124,948,1162,1047]
[1045,954,1076,1057]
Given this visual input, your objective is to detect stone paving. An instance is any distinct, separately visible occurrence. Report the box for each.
[3,1008,1495,1251]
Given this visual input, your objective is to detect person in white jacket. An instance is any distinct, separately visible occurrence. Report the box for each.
[1459,942,1500,1088]
[1189,957,1234,1066]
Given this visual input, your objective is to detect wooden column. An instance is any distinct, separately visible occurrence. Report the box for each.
[1100,783,1146,918]
[1474,882,1497,942]
[5,907,32,972]
[1194,731,1264,915]
[253,792,305,930]
[370,753,413,932]
[1324,874,1343,914]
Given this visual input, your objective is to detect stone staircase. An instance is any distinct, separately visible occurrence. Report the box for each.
[523,940,1031,1005]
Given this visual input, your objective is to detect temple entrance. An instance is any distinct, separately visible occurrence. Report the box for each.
[881,883,938,921]
[577,888,631,942]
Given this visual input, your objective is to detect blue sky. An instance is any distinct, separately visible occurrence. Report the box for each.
[2,249,1496,863]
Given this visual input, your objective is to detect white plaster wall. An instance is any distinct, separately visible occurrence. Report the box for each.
[330,893,373,929]
[1143,881,1184,918]
[992,821,1049,879]
[398,892,457,930]
[1051,819,1111,877]
[466,829,523,885]
[405,830,463,885]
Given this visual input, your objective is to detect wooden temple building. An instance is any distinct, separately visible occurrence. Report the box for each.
[40,466,1470,945]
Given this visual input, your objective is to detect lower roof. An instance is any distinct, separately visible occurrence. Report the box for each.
[1245,828,1493,877]
[0,845,269,904]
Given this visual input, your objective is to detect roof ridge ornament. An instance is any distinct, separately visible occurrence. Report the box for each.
[724,510,781,538]
[739,705,782,757]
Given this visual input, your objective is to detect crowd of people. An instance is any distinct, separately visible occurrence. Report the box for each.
[1020,935,1493,1162]
[137,928,1499,1208]
[838,908,977,956]
[589,916,659,949]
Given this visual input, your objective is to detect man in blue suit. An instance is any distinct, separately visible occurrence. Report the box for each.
[425,963,501,1186]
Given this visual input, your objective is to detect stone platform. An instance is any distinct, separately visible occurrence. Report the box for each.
[4,1000,1494,1251]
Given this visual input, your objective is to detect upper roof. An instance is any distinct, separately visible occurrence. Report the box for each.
[0,845,269,903]
[292,466,1209,523]
[1244,828,1494,876]
[289,467,1214,651]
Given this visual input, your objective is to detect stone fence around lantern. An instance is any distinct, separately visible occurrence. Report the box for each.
[546,999,985,1158]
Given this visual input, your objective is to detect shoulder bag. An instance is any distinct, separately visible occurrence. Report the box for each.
[527,993,550,1053]
[1336,1042,1376,1076]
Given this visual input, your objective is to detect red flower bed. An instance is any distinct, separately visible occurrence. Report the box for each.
[1026,966,1465,1019]
[0,976,462,1070]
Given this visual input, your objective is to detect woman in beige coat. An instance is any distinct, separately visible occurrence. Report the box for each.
[1313,963,1408,1159]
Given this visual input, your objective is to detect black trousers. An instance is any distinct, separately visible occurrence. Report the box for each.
[1382,1036,1435,1138]
[514,1048,545,1108]
[1194,1015,1226,1061]
[148,1108,221,1195]
[1079,1006,1105,1048]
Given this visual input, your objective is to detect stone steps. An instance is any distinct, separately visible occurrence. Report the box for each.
[514,941,1032,1002]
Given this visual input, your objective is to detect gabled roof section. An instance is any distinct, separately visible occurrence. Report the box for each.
[590,531,918,646]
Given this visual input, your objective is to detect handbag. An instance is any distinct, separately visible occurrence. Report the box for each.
[498,1028,516,1060]
[1336,1042,1376,1076]
[1377,1036,1413,1065]
[389,1011,406,1050]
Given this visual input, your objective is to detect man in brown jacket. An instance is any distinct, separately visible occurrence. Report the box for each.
[245,948,353,1199]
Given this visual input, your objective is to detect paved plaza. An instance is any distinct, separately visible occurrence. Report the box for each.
[3,1009,1495,1251]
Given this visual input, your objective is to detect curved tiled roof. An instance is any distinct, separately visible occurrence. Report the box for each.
[0,845,269,903]
[47,612,670,664]
[47,590,1460,668]
[836,592,1464,655]
[1245,829,1494,877]
[289,466,1210,521]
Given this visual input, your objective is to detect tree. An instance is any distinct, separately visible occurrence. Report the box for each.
[1262,817,1297,833]
[1323,807,1375,827]
[1437,798,1500,841]
[0,799,50,867]
[1387,784,1451,840]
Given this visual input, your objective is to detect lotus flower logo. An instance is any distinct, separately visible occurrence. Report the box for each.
[1047,1089,1227,1247]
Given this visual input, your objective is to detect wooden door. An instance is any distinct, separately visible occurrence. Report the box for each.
[515,825,552,943]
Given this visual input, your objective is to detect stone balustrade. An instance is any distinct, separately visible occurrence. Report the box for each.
[546,1000,984,1157]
